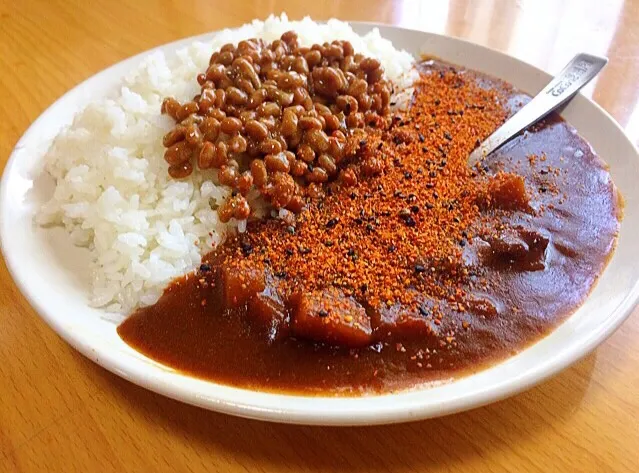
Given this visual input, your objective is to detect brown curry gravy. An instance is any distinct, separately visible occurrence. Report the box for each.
[118,59,620,395]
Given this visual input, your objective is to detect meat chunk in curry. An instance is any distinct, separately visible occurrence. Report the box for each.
[290,288,373,347]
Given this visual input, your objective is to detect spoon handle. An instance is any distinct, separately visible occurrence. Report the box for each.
[468,53,608,167]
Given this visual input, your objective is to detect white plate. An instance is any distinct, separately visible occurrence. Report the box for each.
[2,23,638,426]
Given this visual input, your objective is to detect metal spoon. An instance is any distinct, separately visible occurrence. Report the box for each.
[468,53,608,167]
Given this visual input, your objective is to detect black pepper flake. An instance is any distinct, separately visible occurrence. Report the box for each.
[366,223,374,232]
[540,168,549,175]
[231,190,238,197]
[275,271,287,279]
[350,192,357,200]
[440,159,447,167]
[324,240,334,247]
[453,216,461,223]
[360,284,368,293]
[421,146,428,153]
[407,193,417,203]
[403,216,417,227]
[359,139,367,147]
[411,205,420,214]
[199,263,211,272]
[434,98,441,105]
[475,138,481,147]
[263,258,271,265]
[299,247,311,255]
[429,170,438,178]
[307,163,314,172]
[418,306,430,316]
[388,244,396,253]
[444,131,452,141]
[377,142,383,150]
[433,192,439,199]
[347,248,356,257]
[394,190,405,198]
[286,226,295,235]
[326,217,339,228]
[318,309,329,318]
[414,264,426,274]
[418,133,425,143]
[404,171,412,180]
[393,158,403,167]
[539,186,547,193]
[240,242,253,256]
[355,217,363,225]
[285,248,294,256]
[460,239,467,247]
[426,182,435,189]
[393,135,402,145]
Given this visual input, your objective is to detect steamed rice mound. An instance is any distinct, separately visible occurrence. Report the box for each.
[36,14,417,313]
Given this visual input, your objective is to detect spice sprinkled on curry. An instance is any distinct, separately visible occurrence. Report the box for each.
[117,33,620,395]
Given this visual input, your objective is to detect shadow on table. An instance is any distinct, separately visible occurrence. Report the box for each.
[79,351,595,471]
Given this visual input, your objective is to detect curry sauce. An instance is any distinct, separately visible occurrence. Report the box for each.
[118,60,620,395]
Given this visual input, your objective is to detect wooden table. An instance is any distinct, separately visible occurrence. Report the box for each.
[1,1,638,471]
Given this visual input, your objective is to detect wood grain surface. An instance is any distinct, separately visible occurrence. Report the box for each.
[1,1,638,471]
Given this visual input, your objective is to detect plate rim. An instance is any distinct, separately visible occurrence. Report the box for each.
[2,21,638,426]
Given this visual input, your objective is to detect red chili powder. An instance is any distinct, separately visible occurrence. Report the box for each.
[218,65,508,310]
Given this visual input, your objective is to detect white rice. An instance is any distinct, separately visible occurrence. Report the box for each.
[36,14,417,313]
